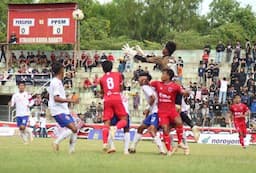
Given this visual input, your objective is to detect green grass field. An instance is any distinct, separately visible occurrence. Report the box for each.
[0,137,255,173]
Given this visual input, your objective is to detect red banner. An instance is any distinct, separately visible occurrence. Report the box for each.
[7,3,77,44]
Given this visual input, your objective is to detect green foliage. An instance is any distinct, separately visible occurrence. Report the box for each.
[210,23,246,43]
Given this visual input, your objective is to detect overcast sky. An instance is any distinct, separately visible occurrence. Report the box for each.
[97,0,256,16]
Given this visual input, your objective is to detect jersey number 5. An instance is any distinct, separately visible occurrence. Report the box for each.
[106,77,114,89]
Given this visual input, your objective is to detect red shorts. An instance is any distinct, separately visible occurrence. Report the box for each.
[234,119,247,135]
[103,98,127,121]
[158,110,179,126]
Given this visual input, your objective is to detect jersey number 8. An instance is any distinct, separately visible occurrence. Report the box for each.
[106,77,114,89]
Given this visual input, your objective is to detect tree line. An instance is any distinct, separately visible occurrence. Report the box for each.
[0,0,256,50]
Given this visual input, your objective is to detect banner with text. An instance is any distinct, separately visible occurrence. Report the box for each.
[8,3,77,44]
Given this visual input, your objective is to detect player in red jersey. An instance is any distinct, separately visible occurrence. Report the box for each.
[151,68,188,156]
[100,60,128,152]
[229,95,250,148]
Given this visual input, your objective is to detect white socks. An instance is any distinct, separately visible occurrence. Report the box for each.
[108,133,115,149]
[130,133,142,149]
[54,129,73,145]
[124,132,130,153]
[69,133,77,153]
[154,135,165,153]
[20,130,28,143]
[20,128,33,143]
[182,131,188,146]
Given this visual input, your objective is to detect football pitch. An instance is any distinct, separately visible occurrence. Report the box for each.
[0,137,255,173]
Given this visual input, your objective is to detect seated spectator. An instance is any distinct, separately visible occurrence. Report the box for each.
[18,63,28,73]
[83,77,92,91]
[19,51,26,64]
[93,51,100,67]
[50,51,56,62]
[63,57,72,72]
[63,72,73,89]
[35,50,41,64]
[92,74,100,96]
[107,52,115,62]
[100,52,107,62]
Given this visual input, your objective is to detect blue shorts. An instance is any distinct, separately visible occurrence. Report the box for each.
[53,113,75,128]
[16,116,29,127]
[111,115,130,129]
[143,113,159,128]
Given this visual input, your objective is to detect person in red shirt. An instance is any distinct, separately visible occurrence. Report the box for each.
[83,77,92,91]
[107,53,115,62]
[100,60,128,152]
[229,94,250,148]
[151,68,188,155]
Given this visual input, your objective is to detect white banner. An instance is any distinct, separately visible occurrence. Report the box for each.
[0,127,16,136]
[198,133,251,146]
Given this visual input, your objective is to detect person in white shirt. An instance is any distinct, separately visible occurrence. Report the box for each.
[39,113,47,138]
[48,62,79,153]
[29,114,38,138]
[10,81,33,144]
[129,72,165,154]
[218,77,228,104]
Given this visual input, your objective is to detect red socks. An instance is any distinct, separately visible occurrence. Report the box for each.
[102,125,109,144]
[176,125,183,144]
[116,119,127,129]
[163,133,172,151]
[239,135,245,147]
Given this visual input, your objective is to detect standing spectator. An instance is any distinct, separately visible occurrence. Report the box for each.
[132,66,144,82]
[118,58,125,73]
[204,43,211,55]
[39,113,47,138]
[226,42,233,62]
[202,50,209,67]
[252,43,256,62]
[246,54,253,73]
[124,54,132,72]
[215,41,225,63]
[245,39,251,59]
[206,64,214,87]
[212,64,220,83]
[239,68,247,87]
[218,77,228,104]
[234,41,241,59]
[198,63,205,85]
[177,56,184,67]
[29,114,38,138]
[133,92,140,117]
[250,94,256,119]
[177,64,183,84]
[0,44,6,63]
